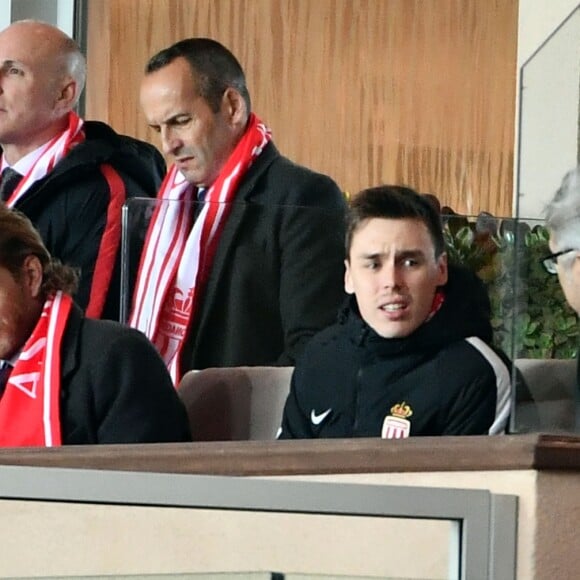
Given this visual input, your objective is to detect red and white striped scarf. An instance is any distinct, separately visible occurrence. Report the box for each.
[0,292,72,447]
[2,111,85,207]
[130,114,271,384]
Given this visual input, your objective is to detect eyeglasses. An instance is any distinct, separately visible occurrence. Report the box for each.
[541,248,577,274]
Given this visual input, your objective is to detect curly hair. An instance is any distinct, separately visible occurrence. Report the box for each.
[0,204,79,296]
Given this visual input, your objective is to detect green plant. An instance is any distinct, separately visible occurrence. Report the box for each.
[443,217,578,359]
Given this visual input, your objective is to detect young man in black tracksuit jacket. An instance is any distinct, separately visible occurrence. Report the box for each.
[278,186,512,439]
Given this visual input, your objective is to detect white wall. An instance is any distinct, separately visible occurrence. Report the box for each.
[0,0,12,30]
[0,0,74,35]
[516,0,580,219]
[0,0,576,219]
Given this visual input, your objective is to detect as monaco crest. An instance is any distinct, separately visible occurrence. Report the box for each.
[381,401,413,439]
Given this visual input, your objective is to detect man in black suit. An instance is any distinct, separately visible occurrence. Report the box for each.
[130,38,346,383]
[0,203,190,446]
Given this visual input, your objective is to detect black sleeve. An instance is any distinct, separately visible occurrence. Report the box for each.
[277,369,314,439]
[90,329,192,444]
[48,178,115,316]
[29,172,128,320]
[276,175,346,364]
[441,372,500,435]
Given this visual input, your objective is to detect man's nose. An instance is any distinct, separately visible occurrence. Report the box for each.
[380,262,401,288]
[160,128,181,156]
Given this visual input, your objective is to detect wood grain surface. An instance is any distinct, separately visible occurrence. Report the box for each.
[0,434,578,476]
[86,0,517,215]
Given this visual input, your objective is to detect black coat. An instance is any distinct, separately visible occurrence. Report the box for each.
[279,266,512,438]
[180,141,348,370]
[60,304,191,444]
[8,121,165,321]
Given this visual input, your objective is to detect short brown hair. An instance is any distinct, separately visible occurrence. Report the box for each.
[0,203,79,297]
[345,185,445,259]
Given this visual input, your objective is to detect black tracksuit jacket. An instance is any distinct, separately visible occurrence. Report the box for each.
[279,266,512,439]
[6,121,165,321]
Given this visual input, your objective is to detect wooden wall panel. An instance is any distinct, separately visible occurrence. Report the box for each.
[85,0,518,216]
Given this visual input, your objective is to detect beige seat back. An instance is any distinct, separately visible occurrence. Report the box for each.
[178,366,294,441]
[514,358,577,432]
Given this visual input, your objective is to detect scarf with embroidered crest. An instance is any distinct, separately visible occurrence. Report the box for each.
[130,114,271,384]
[0,292,72,447]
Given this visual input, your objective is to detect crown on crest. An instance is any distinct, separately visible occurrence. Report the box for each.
[390,402,413,419]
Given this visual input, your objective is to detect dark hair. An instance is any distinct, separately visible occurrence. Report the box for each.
[345,185,445,258]
[146,37,251,114]
[0,204,79,297]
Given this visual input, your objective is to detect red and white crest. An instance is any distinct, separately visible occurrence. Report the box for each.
[381,415,411,439]
[381,401,413,439]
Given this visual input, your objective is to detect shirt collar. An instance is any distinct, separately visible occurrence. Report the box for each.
[1,139,54,175]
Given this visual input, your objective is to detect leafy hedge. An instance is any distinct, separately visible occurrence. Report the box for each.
[443,216,577,359]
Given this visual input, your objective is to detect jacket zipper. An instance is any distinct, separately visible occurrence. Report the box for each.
[352,366,364,434]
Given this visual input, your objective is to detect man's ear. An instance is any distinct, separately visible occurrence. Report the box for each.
[54,78,77,112]
[436,252,448,286]
[344,259,354,294]
[221,87,247,126]
[21,255,43,299]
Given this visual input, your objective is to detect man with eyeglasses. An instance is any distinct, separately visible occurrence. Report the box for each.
[544,167,580,315]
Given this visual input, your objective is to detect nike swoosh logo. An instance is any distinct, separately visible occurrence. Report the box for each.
[310,408,332,425]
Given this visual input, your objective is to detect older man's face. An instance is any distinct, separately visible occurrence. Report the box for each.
[549,236,580,315]
[0,22,71,161]
[140,57,243,188]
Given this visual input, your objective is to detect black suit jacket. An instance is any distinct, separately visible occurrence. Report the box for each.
[60,304,191,444]
[181,141,347,370]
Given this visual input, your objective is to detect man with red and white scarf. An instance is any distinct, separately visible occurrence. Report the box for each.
[0,204,190,447]
[131,38,346,384]
[0,20,165,321]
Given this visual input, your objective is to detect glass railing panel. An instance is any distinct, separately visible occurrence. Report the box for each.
[443,214,578,434]
[120,198,346,369]
[517,5,580,220]
[120,203,578,435]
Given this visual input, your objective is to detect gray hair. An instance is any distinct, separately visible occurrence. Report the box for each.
[545,166,580,269]
[65,50,86,106]
[55,38,86,108]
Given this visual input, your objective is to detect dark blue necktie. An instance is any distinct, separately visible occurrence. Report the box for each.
[0,363,13,397]
[0,167,22,202]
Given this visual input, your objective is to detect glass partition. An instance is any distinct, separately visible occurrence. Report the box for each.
[121,200,578,435]
[517,5,580,220]
[442,213,578,433]
[514,5,579,429]
[120,197,346,368]
[120,198,346,323]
